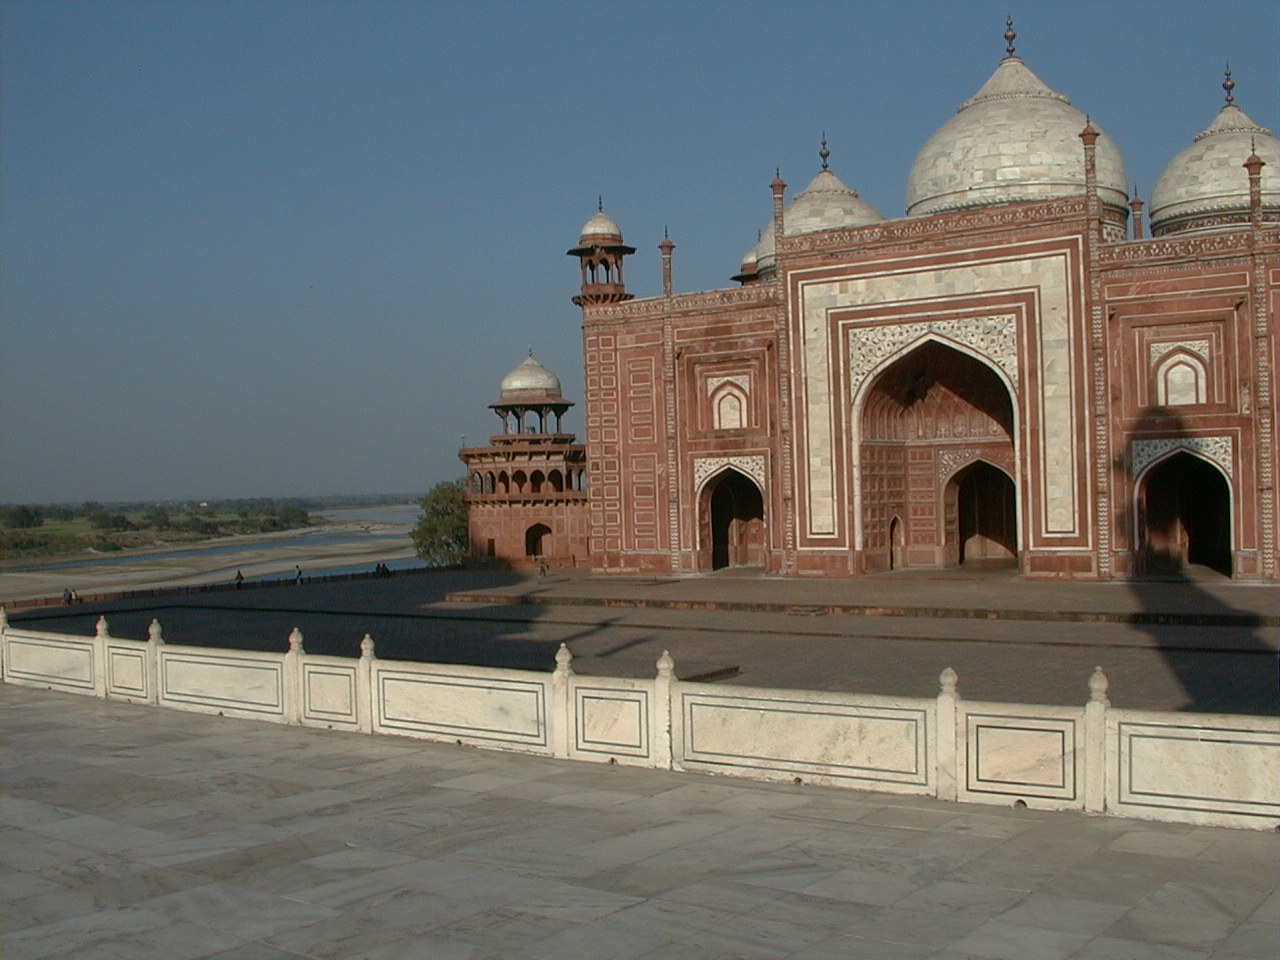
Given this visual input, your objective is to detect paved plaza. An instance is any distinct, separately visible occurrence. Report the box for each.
[10,567,1278,714]
[2,683,1276,960]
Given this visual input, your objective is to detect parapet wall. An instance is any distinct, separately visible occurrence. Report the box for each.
[2,610,1275,830]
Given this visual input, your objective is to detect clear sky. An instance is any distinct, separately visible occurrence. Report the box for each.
[2,0,1276,504]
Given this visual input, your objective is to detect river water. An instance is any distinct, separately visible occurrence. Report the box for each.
[6,504,422,583]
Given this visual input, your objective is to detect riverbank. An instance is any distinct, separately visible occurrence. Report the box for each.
[0,507,418,604]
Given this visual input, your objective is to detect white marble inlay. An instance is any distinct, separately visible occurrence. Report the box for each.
[1132,435,1233,479]
[850,315,1018,389]
[693,455,766,491]
[1148,339,1210,364]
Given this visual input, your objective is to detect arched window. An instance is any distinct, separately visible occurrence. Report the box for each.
[1156,353,1207,406]
[484,472,496,494]
[530,470,545,493]
[549,469,564,492]
[711,383,749,430]
[471,473,482,493]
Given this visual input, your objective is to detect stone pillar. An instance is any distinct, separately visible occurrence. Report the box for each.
[1083,666,1110,814]
[550,643,573,757]
[147,619,164,705]
[654,650,675,770]
[358,634,375,734]
[936,667,959,802]
[284,628,304,724]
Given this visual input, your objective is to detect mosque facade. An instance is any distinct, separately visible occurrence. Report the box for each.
[464,30,1278,581]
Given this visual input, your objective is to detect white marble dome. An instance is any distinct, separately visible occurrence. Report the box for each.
[500,355,562,396]
[578,210,623,241]
[753,167,884,267]
[906,56,1128,216]
[1149,103,1279,236]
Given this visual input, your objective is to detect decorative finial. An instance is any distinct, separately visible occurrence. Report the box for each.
[664,225,669,239]
[527,344,534,357]
[1223,65,1235,105]
[819,132,830,171]
[597,195,604,213]
[1004,16,1017,56]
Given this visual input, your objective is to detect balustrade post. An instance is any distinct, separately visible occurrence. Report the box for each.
[654,651,675,770]
[284,628,304,724]
[936,667,959,801]
[147,619,164,705]
[357,634,375,733]
[0,607,8,682]
[93,616,109,698]
[550,644,573,758]
[1083,666,1109,814]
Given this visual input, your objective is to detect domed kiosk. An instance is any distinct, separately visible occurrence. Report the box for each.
[458,352,589,567]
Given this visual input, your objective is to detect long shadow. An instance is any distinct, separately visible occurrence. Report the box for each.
[1124,407,1278,715]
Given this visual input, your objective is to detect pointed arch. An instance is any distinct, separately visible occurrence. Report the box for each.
[697,467,766,570]
[1135,449,1232,576]
[1155,350,1207,406]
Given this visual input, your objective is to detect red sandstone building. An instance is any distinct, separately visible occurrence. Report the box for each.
[463,32,1278,581]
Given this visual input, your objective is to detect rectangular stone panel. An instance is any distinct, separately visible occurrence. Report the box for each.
[4,633,95,692]
[106,642,148,698]
[574,685,650,759]
[302,662,358,728]
[159,650,284,718]
[962,711,1079,803]
[1112,717,1280,821]
[680,691,930,788]
[375,668,548,749]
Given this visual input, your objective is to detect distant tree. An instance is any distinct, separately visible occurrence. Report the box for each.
[0,505,43,529]
[143,506,171,529]
[273,504,310,527]
[411,479,469,566]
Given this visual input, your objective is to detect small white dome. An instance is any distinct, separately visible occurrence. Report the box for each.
[906,56,1128,216]
[1149,103,1280,236]
[500,355,562,396]
[579,210,623,241]
[753,166,884,268]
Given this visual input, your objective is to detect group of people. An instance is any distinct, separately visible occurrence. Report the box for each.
[372,562,395,577]
[61,588,81,604]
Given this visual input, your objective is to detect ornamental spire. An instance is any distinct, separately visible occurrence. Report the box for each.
[1003,16,1017,57]
[819,133,830,171]
[1222,65,1235,105]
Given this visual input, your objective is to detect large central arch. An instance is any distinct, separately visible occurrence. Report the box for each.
[699,468,765,570]
[858,339,1016,571]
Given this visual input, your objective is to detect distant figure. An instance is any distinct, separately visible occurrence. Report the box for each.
[234,570,244,589]
[62,587,72,605]
[70,590,80,604]
[538,558,548,578]
[295,565,303,583]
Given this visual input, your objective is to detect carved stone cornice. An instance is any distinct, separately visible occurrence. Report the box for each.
[584,285,777,324]
[780,197,1092,257]
[1099,229,1277,264]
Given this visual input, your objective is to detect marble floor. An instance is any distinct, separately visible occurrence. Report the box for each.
[2,684,1275,959]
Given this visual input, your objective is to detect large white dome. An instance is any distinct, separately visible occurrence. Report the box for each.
[1149,103,1279,236]
[906,56,1128,217]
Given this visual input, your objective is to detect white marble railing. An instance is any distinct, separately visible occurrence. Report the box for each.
[2,611,1275,830]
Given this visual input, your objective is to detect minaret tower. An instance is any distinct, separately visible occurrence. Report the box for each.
[567,200,635,306]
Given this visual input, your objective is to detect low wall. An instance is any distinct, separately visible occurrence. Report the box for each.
[3,610,1275,830]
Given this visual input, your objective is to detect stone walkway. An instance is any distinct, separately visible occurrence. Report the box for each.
[2,684,1275,960]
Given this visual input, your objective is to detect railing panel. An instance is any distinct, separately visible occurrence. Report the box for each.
[956,703,1086,810]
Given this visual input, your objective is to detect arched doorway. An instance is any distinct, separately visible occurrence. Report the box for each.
[525,523,552,558]
[701,469,765,570]
[859,340,1015,570]
[947,461,1017,566]
[1139,453,1231,576]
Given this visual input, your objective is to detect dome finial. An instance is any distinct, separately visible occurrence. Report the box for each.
[597,195,604,213]
[527,344,534,358]
[819,132,830,171]
[1223,64,1235,105]
[1003,16,1017,57]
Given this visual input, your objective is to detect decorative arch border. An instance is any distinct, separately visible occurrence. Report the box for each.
[937,448,1016,485]
[1148,339,1209,365]
[849,315,1019,392]
[693,455,766,494]
[1154,351,1207,406]
[1131,436,1233,481]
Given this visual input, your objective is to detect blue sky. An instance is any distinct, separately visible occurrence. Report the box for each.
[2,0,1275,503]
